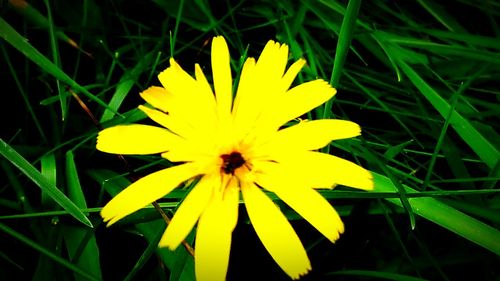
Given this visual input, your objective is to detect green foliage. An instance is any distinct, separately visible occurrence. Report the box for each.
[1,0,499,280]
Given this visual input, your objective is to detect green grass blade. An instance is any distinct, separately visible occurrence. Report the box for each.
[0,139,92,227]
[322,0,362,119]
[100,51,155,122]
[0,222,99,281]
[40,153,57,207]
[416,0,467,32]
[123,227,164,281]
[64,151,103,281]
[394,56,500,169]
[0,17,116,114]
[0,44,47,142]
[43,0,66,121]
[373,172,500,255]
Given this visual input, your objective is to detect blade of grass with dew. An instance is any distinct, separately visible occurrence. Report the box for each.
[393,53,500,169]
[0,17,116,115]
[63,151,103,281]
[0,222,100,281]
[0,139,92,227]
[373,171,500,255]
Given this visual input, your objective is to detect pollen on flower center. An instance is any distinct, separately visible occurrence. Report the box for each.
[220,152,246,175]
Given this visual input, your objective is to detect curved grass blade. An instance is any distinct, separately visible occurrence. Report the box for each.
[0,139,92,227]
[373,171,500,255]
[0,17,115,114]
[322,0,362,119]
[393,53,500,169]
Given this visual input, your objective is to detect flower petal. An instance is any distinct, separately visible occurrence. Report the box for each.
[101,163,198,226]
[157,59,216,136]
[263,80,337,129]
[255,40,289,84]
[278,58,306,93]
[274,151,373,190]
[242,183,311,279]
[139,86,172,114]
[263,119,361,151]
[195,183,239,281]
[96,124,182,155]
[256,170,344,242]
[138,105,194,139]
[211,36,232,120]
[159,175,214,250]
[233,41,291,139]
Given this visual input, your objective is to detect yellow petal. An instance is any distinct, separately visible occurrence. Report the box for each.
[263,119,361,151]
[211,36,232,120]
[194,63,217,125]
[278,58,306,93]
[232,57,256,122]
[275,151,373,190]
[157,59,216,136]
[241,183,311,279]
[101,163,198,226]
[233,41,292,139]
[96,124,182,155]
[139,86,172,113]
[255,40,289,84]
[195,185,239,281]
[256,170,344,242]
[263,80,337,129]
[138,105,195,139]
[159,175,214,250]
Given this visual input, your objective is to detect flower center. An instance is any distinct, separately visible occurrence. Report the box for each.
[220,152,246,175]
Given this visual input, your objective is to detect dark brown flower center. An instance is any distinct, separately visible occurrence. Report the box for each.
[221,152,246,175]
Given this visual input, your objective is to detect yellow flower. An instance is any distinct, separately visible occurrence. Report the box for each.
[97,36,373,280]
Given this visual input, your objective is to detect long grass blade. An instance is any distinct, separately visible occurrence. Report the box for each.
[0,139,92,227]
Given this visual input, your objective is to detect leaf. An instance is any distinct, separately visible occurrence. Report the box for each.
[0,139,92,227]
[373,171,500,255]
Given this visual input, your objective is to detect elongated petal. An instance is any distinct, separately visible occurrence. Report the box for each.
[278,58,306,93]
[264,119,361,151]
[242,183,311,279]
[195,185,239,281]
[101,163,198,226]
[256,170,344,242]
[159,175,215,249]
[263,80,337,129]
[139,86,172,113]
[255,40,289,84]
[97,124,182,155]
[157,59,216,135]
[233,41,292,139]
[212,36,232,120]
[273,151,373,190]
[138,105,195,139]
